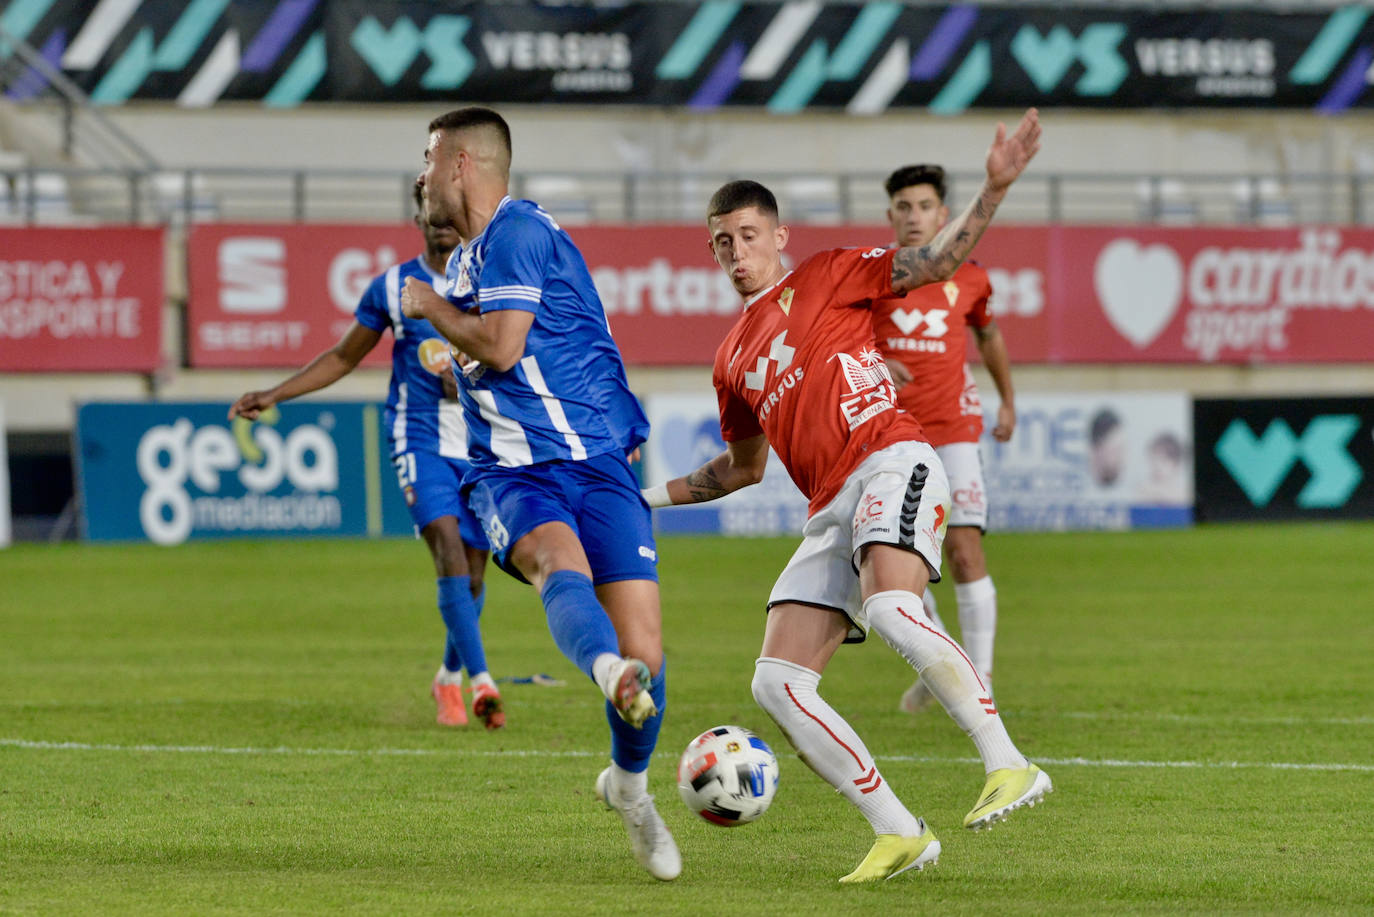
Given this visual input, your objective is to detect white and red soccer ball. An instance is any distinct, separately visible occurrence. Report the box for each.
[677,725,780,826]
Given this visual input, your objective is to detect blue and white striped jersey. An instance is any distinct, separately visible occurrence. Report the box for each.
[442,196,649,468]
[354,255,469,460]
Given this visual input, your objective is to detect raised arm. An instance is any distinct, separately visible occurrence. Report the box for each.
[642,434,770,507]
[401,277,533,372]
[891,109,1042,295]
[228,321,381,420]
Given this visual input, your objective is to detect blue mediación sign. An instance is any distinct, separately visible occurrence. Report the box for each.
[76,402,412,544]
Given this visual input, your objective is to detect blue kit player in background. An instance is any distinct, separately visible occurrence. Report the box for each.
[401,107,680,882]
[228,183,504,731]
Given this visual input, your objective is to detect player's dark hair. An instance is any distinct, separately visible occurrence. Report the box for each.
[707,180,779,221]
[884,164,947,202]
[428,107,512,156]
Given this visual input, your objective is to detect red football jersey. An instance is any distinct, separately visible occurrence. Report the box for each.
[713,247,928,516]
[870,260,993,445]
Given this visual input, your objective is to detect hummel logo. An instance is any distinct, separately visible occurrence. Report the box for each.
[744,331,795,391]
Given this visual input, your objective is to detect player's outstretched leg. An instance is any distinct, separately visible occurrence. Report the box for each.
[752,656,936,882]
[899,589,946,714]
[863,590,1052,830]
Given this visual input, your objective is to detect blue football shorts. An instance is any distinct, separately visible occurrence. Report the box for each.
[392,450,489,551]
[464,450,658,586]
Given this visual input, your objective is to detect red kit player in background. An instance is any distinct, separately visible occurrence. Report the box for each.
[641,111,1050,883]
[871,164,1017,713]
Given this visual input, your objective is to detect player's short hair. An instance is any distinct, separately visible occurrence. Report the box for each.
[885,164,947,202]
[707,180,779,222]
[428,107,512,157]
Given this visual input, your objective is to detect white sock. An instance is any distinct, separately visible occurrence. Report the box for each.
[469,671,495,690]
[955,576,997,685]
[864,590,1026,773]
[922,588,948,634]
[435,665,463,686]
[608,761,648,800]
[592,652,620,697]
[752,657,922,836]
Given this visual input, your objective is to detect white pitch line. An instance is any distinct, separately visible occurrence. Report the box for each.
[3,738,1371,772]
[1045,711,1374,727]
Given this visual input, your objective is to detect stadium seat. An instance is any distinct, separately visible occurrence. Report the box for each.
[1232,177,1294,226]
[1136,177,1198,225]
[148,170,219,223]
[784,176,843,224]
[524,175,595,224]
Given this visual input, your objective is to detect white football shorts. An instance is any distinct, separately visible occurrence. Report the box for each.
[767,440,951,642]
[935,440,989,530]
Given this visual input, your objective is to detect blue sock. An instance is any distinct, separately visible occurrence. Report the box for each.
[607,663,666,774]
[540,570,620,680]
[438,575,488,677]
[473,582,486,619]
[442,632,463,673]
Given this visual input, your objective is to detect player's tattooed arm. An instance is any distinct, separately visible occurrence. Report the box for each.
[891,108,1041,295]
[685,464,731,503]
[891,182,999,293]
[644,434,770,507]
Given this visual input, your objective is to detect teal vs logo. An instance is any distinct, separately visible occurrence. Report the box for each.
[1214,416,1362,508]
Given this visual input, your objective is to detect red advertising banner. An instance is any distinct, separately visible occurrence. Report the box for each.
[1052,226,1374,363]
[187,224,424,367]
[0,227,164,372]
[185,223,1374,367]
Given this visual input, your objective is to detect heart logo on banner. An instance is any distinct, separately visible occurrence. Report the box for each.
[1092,239,1185,348]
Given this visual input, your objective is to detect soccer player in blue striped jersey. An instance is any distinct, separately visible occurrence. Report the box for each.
[229,183,503,731]
[402,107,679,882]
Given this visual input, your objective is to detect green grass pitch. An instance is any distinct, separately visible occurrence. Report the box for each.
[2,524,1372,914]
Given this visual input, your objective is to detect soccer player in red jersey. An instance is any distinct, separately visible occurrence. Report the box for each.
[642,111,1051,883]
[871,164,1017,713]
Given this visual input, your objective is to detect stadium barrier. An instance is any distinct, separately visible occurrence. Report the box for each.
[68,393,1374,542]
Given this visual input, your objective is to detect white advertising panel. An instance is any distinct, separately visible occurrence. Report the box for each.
[981,392,1193,531]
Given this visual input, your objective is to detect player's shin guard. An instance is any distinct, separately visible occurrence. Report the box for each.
[438,575,487,677]
[865,591,1025,772]
[606,663,666,779]
[540,569,620,680]
[752,657,922,836]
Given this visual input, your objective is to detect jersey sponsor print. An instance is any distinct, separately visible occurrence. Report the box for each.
[872,260,993,446]
[713,246,929,515]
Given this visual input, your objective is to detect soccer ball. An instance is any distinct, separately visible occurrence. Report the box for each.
[676,725,780,826]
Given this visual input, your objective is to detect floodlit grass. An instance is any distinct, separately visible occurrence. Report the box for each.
[2,525,1373,914]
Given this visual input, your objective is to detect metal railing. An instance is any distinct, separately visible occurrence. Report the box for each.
[1,165,1371,227]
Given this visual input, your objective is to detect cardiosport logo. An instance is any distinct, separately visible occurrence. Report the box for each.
[136,408,341,545]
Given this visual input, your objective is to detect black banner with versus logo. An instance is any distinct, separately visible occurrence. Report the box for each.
[1194,397,1374,522]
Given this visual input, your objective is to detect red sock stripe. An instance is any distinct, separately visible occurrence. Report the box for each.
[895,604,989,693]
[784,682,867,772]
